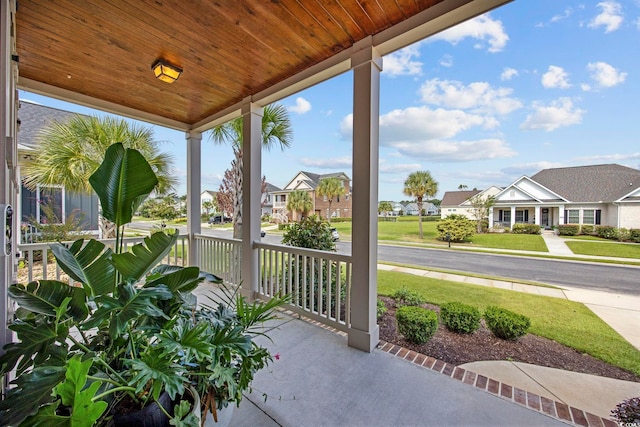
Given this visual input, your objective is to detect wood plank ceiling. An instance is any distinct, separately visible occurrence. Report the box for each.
[14,0,504,130]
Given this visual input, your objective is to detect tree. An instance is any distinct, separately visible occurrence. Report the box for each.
[286,190,313,222]
[202,200,216,215]
[468,194,496,233]
[209,104,292,238]
[458,184,468,190]
[378,201,393,216]
[316,177,345,223]
[403,171,439,239]
[22,115,176,237]
[216,167,235,219]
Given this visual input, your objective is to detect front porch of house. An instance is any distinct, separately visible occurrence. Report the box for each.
[490,205,564,230]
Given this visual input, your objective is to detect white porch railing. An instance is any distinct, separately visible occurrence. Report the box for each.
[193,235,352,332]
[17,235,189,284]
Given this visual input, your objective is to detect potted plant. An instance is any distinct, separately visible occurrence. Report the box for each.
[0,143,286,427]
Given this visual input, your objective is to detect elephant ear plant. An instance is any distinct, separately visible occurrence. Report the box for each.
[0,143,287,427]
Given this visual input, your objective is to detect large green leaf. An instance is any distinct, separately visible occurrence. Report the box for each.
[111,231,179,282]
[8,281,88,322]
[88,143,158,227]
[0,365,66,427]
[50,239,116,297]
[0,320,63,375]
[144,266,202,294]
[127,348,187,402]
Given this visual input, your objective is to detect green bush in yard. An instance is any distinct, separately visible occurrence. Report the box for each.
[580,224,594,235]
[557,224,579,236]
[484,306,531,340]
[376,298,387,320]
[595,225,618,240]
[436,214,475,242]
[440,302,481,334]
[630,229,640,243]
[391,286,426,306]
[395,306,438,344]
[511,224,541,235]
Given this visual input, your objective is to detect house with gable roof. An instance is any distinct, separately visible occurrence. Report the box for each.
[441,186,502,220]
[271,171,351,221]
[490,164,640,230]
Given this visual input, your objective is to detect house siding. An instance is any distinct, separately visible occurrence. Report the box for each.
[619,203,640,229]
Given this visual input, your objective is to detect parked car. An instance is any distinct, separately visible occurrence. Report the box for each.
[331,227,339,241]
[208,214,232,224]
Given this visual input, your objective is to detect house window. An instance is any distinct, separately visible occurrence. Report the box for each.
[582,209,602,225]
[515,210,529,223]
[566,209,579,224]
[37,186,64,224]
[500,210,511,223]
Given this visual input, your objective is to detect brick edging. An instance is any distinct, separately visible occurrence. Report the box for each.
[376,340,617,427]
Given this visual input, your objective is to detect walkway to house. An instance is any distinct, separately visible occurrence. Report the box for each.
[540,230,575,256]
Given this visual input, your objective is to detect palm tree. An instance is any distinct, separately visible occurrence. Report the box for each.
[210,103,292,238]
[316,177,345,224]
[403,171,439,239]
[286,190,312,222]
[22,115,176,237]
[458,184,468,190]
[378,201,393,217]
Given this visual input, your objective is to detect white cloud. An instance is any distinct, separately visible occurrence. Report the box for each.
[587,61,627,88]
[288,97,312,114]
[383,45,422,77]
[439,55,453,68]
[520,98,585,132]
[391,139,516,162]
[551,8,574,23]
[588,1,623,33]
[501,68,518,81]
[419,78,522,115]
[299,156,352,169]
[576,152,640,162]
[379,162,423,174]
[541,65,571,89]
[431,14,509,53]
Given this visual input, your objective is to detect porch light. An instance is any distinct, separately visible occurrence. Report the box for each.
[151,59,182,83]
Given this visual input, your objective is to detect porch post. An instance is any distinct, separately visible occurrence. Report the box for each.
[558,204,565,226]
[488,208,494,229]
[349,37,381,352]
[240,100,263,299]
[186,131,202,267]
[534,206,540,226]
[510,206,516,229]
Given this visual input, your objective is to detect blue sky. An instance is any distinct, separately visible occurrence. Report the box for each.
[21,1,639,202]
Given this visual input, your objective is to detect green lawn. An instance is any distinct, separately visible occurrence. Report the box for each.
[468,233,548,252]
[565,240,640,259]
[378,270,640,376]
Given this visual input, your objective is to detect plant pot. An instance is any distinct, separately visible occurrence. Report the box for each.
[110,392,174,427]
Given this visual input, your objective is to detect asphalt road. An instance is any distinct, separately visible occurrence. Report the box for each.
[129,222,640,296]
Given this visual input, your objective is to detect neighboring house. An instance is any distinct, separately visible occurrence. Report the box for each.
[200,190,217,213]
[490,164,640,230]
[271,171,352,221]
[18,101,99,238]
[261,182,280,217]
[403,202,439,216]
[391,202,404,216]
[440,186,502,220]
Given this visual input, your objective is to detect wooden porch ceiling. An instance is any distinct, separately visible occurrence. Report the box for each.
[14,0,511,131]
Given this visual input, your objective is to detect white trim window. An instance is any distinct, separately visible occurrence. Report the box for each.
[36,185,65,224]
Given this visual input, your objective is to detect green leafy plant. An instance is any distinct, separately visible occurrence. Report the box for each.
[395,306,438,344]
[484,306,531,340]
[436,214,475,242]
[391,286,425,306]
[282,215,336,251]
[0,143,286,427]
[376,298,387,320]
[440,302,481,334]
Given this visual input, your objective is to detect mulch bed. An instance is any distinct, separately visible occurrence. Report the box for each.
[378,297,640,383]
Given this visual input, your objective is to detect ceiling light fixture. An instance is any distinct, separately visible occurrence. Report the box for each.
[151,59,182,83]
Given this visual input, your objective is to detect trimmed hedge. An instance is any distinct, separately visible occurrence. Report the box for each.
[484,306,531,340]
[440,302,480,334]
[580,224,594,235]
[557,224,579,236]
[391,287,426,307]
[511,224,541,235]
[395,306,438,344]
[595,225,618,240]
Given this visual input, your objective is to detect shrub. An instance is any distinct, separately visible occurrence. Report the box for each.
[282,215,336,251]
[611,397,640,424]
[437,214,475,242]
[391,286,426,306]
[629,229,640,243]
[511,224,541,235]
[278,223,289,231]
[376,298,387,320]
[484,306,531,340]
[595,225,617,240]
[579,224,594,235]
[557,224,579,236]
[440,302,481,334]
[395,306,438,344]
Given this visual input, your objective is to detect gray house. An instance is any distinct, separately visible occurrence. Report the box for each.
[490,164,640,229]
[18,101,99,238]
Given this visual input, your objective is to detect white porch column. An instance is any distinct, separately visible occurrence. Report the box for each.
[534,206,540,226]
[488,208,494,229]
[558,204,565,226]
[510,206,516,229]
[240,100,263,299]
[1,0,17,355]
[186,131,202,267]
[349,37,381,352]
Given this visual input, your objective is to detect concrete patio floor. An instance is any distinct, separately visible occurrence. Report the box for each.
[228,311,569,427]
